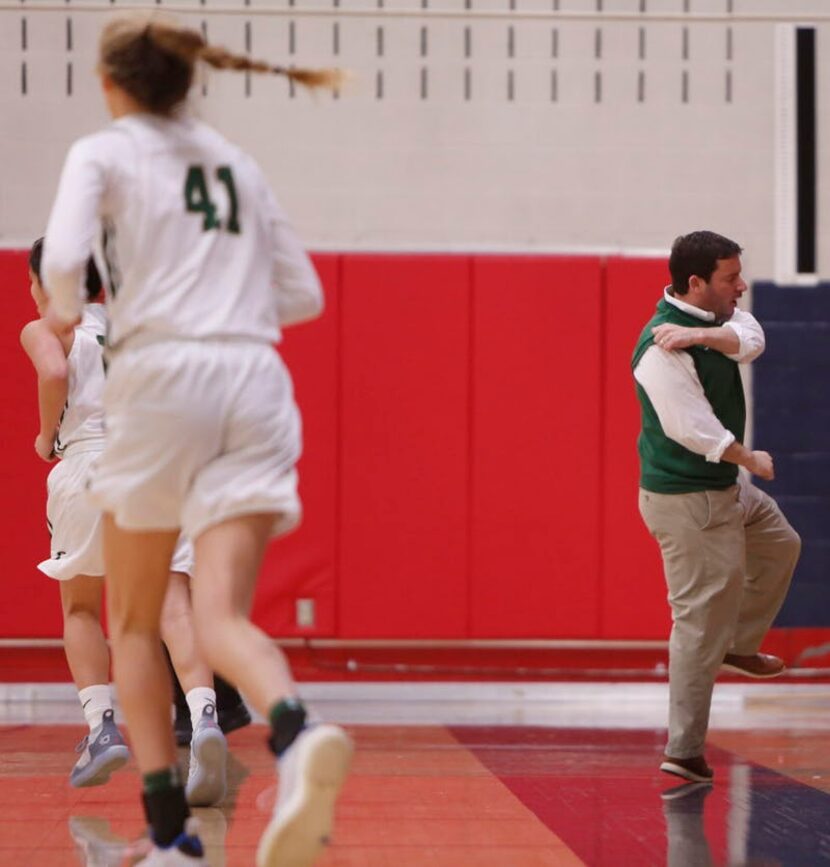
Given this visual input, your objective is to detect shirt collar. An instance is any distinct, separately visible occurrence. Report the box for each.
[663,287,716,322]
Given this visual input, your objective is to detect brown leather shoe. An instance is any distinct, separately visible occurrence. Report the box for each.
[659,754,714,783]
[721,652,785,679]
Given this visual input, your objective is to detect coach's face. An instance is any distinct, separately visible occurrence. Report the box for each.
[689,255,747,322]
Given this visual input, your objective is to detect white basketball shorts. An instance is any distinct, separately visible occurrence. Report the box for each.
[88,339,302,541]
[39,447,193,581]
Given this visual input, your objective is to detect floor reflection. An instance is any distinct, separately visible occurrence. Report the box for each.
[68,816,139,867]
[4,719,829,866]
[452,726,830,866]
[69,749,244,866]
[662,782,714,867]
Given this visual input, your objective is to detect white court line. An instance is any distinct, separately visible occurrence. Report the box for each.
[3,681,829,730]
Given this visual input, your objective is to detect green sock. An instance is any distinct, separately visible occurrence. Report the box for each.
[267,697,307,755]
[142,765,183,796]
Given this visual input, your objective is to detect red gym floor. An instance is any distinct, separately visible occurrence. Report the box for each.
[2,716,829,866]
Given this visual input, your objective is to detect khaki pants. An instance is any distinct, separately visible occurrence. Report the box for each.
[639,479,800,758]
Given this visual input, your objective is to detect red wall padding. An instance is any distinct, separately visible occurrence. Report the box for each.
[469,256,603,637]
[600,257,671,638]
[252,254,341,637]
[1,250,63,638]
[338,255,471,637]
[0,249,674,641]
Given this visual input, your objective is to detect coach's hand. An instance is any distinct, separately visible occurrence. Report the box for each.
[652,323,702,351]
[746,450,774,481]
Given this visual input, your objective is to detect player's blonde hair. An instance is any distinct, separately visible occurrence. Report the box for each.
[99,14,344,114]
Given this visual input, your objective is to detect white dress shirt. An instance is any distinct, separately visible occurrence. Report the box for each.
[633,289,765,463]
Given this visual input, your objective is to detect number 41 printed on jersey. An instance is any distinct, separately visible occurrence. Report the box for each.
[184,165,241,234]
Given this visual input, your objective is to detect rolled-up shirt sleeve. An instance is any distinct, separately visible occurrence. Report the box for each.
[634,345,736,463]
[43,139,105,323]
[723,308,765,363]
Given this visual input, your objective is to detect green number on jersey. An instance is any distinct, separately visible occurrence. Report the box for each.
[184,165,240,233]
[184,166,220,230]
[217,166,241,234]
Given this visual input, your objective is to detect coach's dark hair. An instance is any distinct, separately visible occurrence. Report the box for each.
[99,14,345,115]
[29,237,103,303]
[669,231,743,296]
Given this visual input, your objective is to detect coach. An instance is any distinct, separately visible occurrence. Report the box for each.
[632,230,801,784]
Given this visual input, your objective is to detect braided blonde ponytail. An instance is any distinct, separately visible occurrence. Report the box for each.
[100,13,344,115]
[197,44,346,91]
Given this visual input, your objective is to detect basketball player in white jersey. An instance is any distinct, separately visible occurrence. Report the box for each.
[22,238,227,809]
[42,14,352,867]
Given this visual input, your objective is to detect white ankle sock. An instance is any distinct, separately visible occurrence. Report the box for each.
[186,687,217,730]
[78,684,112,732]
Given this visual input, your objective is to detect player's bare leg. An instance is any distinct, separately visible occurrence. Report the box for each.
[61,573,130,788]
[104,515,179,772]
[104,515,205,864]
[60,574,109,690]
[192,513,352,867]
[161,571,227,807]
[190,514,294,712]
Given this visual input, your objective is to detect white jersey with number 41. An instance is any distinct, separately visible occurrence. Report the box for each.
[43,113,323,349]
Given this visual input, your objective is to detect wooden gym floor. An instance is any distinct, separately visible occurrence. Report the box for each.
[1,681,829,865]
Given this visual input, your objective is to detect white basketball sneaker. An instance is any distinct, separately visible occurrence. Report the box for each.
[185,704,227,807]
[256,724,353,867]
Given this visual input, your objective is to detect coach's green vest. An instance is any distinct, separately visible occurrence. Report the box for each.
[632,297,745,493]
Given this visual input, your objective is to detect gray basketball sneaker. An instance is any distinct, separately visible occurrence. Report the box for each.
[70,709,130,788]
[185,703,227,807]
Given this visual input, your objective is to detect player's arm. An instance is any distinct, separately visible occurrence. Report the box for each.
[272,217,324,327]
[20,320,71,461]
[634,345,773,480]
[651,309,765,363]
[259,175,324,327]
[43,139,105,328]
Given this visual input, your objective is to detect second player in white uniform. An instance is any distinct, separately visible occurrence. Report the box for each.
[40,302,109,582]
[23,239,227,806]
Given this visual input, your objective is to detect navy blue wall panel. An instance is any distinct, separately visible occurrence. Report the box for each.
[753,282,830,626]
